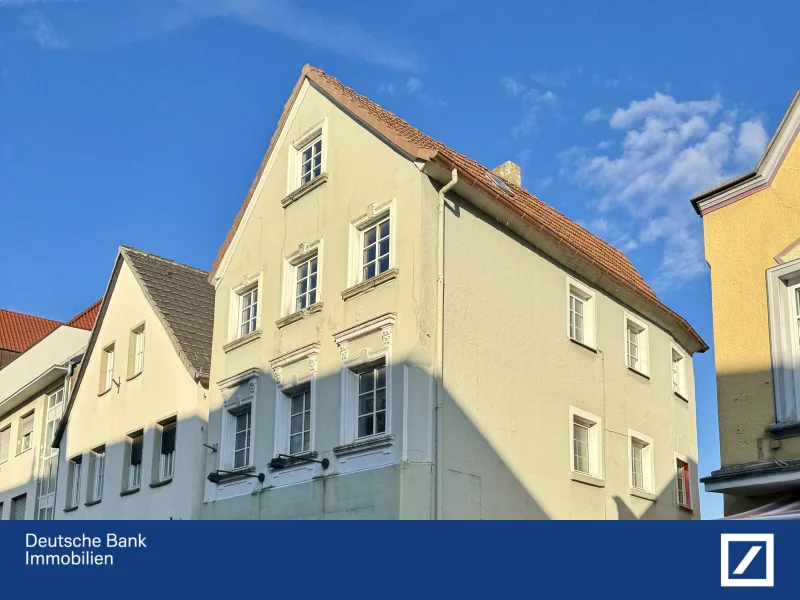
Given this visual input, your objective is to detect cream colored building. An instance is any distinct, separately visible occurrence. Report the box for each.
[0,305,97,520]
[199,66,707,520]
[53,247,214,520]
[696,90,800,517]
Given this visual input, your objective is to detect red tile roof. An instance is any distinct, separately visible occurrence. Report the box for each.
[0,309,62,353]
[66,299,102,331]
[209,65,707,352]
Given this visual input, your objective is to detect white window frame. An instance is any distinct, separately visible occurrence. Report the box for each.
[126,431,143,491]
[766,258,800,424]
[568,406,603,481]
[627,429,655,494]
[130,324,145,377]
[67,455,82,509]
[623,312,650,376]
[271,343,319,460]
[232,411,252,470]
[674,451,693,510]
[102,344,115,392]
[281,240,322,317]
[287,119,327,194]
[0,425,10,463]
[671,343,688,399]
[347,199,396,288]
[156,417,177,482]
[566,277,596,348]
[218,369,258,473]
[334,313,396,446]
[89,447,105,502]
[228,273,263,342]
[18,412,34,453]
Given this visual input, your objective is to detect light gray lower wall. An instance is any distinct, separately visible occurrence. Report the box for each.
[199,462,432,520]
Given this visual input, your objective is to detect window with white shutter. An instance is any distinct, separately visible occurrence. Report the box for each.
[0,426,10,463]
[18,413,34,453]
[10,494,26,520]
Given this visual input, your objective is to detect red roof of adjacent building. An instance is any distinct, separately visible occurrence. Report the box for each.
[66,299,102,331]
[0,309,62,353]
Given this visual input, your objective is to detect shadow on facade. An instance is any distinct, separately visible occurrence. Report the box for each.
[198,365,698,520]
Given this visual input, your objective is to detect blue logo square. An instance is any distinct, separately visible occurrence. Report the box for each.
[727,541,768,580]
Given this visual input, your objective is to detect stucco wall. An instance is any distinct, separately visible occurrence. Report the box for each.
[58,260,208,520]
[702,137,800,515]
[442,198,700,520]
[201,81,439,518]
[0,393,46,519]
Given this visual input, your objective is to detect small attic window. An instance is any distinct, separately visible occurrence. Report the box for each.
[488,173,512,193]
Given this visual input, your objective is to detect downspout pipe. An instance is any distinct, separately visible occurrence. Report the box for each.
[435,168,458,520]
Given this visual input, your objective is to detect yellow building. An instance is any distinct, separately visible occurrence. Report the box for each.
[695,90,800,517]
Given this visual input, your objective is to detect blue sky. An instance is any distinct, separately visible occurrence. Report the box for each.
[2,0,799,519]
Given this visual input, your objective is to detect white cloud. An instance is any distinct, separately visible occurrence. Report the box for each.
[562,91,767,290]
[5,0,422,71]
[501,76,526,98]
[501,76,559,137]
[608,92,721,129]
[406,76,423,95]
[378,83,396,95]
[583,107,606,124]
[735,118,769,167]
[20,11,67,49]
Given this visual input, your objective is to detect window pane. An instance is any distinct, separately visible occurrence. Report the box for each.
[378,256,389,274]
[310,257,318,273]
[291,414,304,435]
[376,388,386,411]
[364,263,376,280]
[359,372,374,394]
[364,227,377,247]
[358,415,373,438]
[379,220,390,239]
[291,395,304,415]
[289,435,302,455]
[376,366,386,389]
[379,238,390,257]
[376,411,386,434]
[364,244,376,264]
[359,392,374,416]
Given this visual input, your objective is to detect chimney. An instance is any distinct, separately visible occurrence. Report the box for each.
[492,161,521,187]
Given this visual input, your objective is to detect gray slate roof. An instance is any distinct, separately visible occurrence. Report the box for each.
[121,247,214,377]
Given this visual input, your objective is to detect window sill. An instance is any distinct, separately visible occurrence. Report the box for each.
[126,371,143,383]
[281,173,328,208]
[678,504,694,514]
[627,366,650,381]
[630,488,657,502]
[341,268,399,301]
[223,329,262,353]
[334,434,395,457]
[766,421,800,439]
[150,478,173,489]
[63,505,79,513]
[570,472,605,488]
[276,302,324,329]
[569,337,597,353]
[85,498,102,507]
[120,487,141,497]
[674,391,689,403]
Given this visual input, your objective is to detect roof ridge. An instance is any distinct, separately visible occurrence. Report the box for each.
[120,246,208,275]
[0,308,63,325]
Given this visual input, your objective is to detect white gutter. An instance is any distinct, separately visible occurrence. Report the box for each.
[435,168,458,520]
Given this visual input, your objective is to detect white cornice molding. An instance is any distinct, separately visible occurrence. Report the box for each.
[694,90,800,216]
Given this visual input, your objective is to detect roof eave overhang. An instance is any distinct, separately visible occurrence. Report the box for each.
[425,157,708,355]
[692,88,800,218]
[702,467,800,496]
[0,365,68,416]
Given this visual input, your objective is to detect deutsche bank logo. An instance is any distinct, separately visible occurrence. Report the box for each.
[720,534,774,587]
